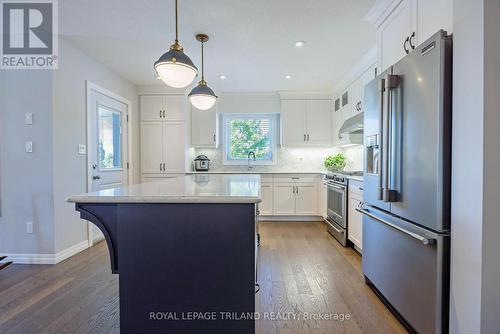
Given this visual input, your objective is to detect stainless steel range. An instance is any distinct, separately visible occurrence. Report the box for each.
[324,171,362,246]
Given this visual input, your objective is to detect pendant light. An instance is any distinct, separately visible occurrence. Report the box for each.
[189,34,218,110]
[154,0,198,88]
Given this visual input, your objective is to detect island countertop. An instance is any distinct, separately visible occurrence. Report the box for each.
[68,174,261,204]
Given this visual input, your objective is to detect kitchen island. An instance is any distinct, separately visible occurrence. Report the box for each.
[68,174,261,334]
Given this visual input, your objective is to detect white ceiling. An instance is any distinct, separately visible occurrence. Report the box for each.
[59,0,376,92]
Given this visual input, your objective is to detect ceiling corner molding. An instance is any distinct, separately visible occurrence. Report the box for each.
[278,91,333,100]
[365,0,403,27]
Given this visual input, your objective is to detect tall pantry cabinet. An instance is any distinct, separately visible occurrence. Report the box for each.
[140,94,186,182]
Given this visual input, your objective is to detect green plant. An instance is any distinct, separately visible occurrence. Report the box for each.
[324,153,346,171]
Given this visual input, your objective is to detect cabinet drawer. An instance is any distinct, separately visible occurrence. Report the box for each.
[273,174,318,183]
[348,179,364,196]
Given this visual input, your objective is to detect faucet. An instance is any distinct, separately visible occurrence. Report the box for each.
[247,151,256,171]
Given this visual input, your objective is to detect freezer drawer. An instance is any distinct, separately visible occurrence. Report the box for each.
[361,206,449,334]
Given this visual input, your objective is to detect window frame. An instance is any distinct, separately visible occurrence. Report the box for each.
[222,113,277,166]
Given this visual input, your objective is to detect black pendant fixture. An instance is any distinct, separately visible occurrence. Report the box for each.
[188,34,217,110]
[154,0,198,88]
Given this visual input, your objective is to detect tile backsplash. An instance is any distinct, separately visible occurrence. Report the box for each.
[192,146,363,172]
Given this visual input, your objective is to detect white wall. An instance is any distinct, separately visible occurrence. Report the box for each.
[0,71,55,255]
[450,0,500,332]
[52,39,139,253]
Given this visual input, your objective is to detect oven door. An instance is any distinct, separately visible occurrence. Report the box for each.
[326,181,347,228]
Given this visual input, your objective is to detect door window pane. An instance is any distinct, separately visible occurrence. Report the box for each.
[98,106,122,169]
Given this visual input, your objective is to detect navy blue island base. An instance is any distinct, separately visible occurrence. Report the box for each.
[75,202,257,334]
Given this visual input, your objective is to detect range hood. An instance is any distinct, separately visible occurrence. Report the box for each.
[337,112,364,147]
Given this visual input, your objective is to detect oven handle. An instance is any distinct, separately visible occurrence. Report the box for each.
[324,182,346,191]
[356,206,435,245]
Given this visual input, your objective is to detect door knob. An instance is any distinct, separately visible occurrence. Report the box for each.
[92,175,101,180]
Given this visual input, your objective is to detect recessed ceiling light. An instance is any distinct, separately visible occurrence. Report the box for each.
[285,74,292,79]
[294,41,306,48]
[219,75,226,80]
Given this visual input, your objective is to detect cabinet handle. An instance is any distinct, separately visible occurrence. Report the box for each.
[163,163,166,171]
[307,134,310,141]
[213,134,216,142]
[160,163,162,171]
[403,36,410,54]
[159,110,162,118]
[163,110,166,118]
[303,134,306,142]
[409,32,416,50]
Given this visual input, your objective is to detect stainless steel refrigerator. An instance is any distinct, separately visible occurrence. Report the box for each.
[359,30,452,334]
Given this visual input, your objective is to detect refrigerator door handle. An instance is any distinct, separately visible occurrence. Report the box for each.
[383,74,400,202]
[377,78,385,200]
[356,206,435,245]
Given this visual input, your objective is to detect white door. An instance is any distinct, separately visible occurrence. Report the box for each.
[163,95,185,121]
[273,184,296,215]
[281,100,307,146]
[295,184,318,215]
[163,122,185,173]
[259,183,274,215]
[141,121,164,174]
[378,0,414,72]
[140,95,164,121]
[88,89,129,242]
[191,105,218,148]
[306,100,332,145]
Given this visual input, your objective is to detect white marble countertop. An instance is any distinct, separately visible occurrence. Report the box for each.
[186,170,327,175]
[68,174,262,204]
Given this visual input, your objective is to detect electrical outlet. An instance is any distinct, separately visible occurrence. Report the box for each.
[26,221,33,234]
[78,144,87,155]
[25,141,33,153]
[25,113,33,125]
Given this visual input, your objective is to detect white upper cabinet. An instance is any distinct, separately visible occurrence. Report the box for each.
[191,105,218,148]
[306,100,332,145]
[281,99,332,146]
[368,0,453,72]
[281,100,308,146]
[140,95,185,122]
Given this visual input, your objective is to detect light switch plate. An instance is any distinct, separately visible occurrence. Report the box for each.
[25,113,33,125]
[25,141,33,153]
[78,144,87,155]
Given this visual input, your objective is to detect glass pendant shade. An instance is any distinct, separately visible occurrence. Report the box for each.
[154,47,198,88]
[189,82,217,110]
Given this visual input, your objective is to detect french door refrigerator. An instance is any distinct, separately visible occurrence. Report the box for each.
[359,30,452,334]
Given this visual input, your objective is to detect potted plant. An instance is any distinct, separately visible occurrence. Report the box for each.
[324,153,346,172]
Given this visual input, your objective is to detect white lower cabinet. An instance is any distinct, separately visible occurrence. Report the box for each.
[273,184,296,215]
[295,184,318,215]
[347,179,364,251]
[259,182,274,215]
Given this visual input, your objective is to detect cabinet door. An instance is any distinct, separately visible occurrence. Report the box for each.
[349,79,363,117]
[417,0,452,45]
[259,183,274,215]
[332,104,343,145]
[318,181,328,219]
[306,100,332,145]
[295,183,318,215]
[378,0,414,72]
[163,95,185,121]
[281,100,307,146]
[273,184,296,215]
[163,122,185,173]
[141,121,164,174]
[348,193,363,250]
[191,105,218,148]
[140,95,164,121]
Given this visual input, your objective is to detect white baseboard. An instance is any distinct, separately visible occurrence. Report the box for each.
[259,215,324,222]
[4,240,90,265]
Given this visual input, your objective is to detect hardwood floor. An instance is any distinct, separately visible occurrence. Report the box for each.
[0,222,406,334]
